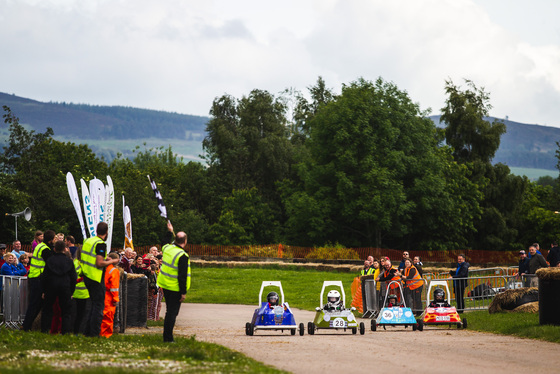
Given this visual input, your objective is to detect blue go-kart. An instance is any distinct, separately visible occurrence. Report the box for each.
[245,281,305,336]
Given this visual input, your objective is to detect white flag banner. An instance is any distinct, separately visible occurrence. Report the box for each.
[104,175,115,251]
[81,179,96,237]
[123,195,134,251]
[66,172,87,240]
[89,178,105,226]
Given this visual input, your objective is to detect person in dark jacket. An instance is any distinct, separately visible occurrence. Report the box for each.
[449,254,469,313]
[41,240,76,334]
[546,241,560,267]
[527,245,548,287]
[517,250,531,287]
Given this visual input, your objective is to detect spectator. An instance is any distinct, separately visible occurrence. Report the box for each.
[18,253,30,274]
[360,260,372,276]
[401,258,424,314]
[11,240,25,259]
[449,254,469,313]
[376,258,400,302]
[398,251,409,270]
[56,233,65,242]
[370,258,382,302]
[101,252,120,338]
[528,243,543,258]
[1,252,27,282]
[41,240,76,334]
[23,229,54,331]
[413,256,423,277]
[131,256,148,275]
[66,235,78,259]
[118,248,134,273]
[527,245,548,287]
[31,230,44,254]
[72,247,89,335]
[546,241,560,267]
[147,264,159,320]
[517,250,530,286]
[144,246,159,267]
[0,244,6,267]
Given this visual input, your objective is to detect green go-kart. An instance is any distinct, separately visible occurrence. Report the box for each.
[307,281,365,335]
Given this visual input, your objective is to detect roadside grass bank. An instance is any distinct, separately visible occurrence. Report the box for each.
[187,264,357,311]
[465,311,560,343]
[0,329,285,374]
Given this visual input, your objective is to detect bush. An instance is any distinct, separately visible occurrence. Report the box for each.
[305,243,360,260]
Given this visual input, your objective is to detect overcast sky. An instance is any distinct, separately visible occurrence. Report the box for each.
[2,0,560,127]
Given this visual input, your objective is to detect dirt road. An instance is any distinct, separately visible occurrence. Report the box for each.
[163,303,559,373]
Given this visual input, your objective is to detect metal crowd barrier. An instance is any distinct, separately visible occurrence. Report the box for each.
[1,275,28,329]
[361,272,536,317]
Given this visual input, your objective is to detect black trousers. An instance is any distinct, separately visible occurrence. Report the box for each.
[72,297,89,334]
[41,289,73,334]
[22,277,43,331]
[455,284,466,313]
[84,276,104,337]
[162,288,183,342]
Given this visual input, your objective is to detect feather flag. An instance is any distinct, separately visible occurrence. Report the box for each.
[81,179,96,237]
[66,172,87,240]
[104,176,115,251]
[123,195,134,251]
[147,175,169,222]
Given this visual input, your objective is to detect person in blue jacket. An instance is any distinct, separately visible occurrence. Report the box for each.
[1,252,27,294]
[449,254,469,313]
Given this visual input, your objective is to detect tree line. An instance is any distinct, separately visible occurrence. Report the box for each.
[1,77,559,252]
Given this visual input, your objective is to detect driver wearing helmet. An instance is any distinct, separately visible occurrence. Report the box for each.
[386,294,403,307]
[267,291,279,308]
[323,290,343,311]
[429,288,451,307]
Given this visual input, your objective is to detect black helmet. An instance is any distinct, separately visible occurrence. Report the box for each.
[267,291,279,306]
[387,294,397,303]
[434,288,445,302]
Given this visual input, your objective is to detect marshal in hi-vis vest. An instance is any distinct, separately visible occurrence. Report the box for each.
[81,236,106,283]
[28,242,49,279]
[157,243,191,292]
[73,258,90,299]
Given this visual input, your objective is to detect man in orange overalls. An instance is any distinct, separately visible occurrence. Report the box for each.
[101,252,120,338]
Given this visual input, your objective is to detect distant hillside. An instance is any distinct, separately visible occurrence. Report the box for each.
[0,92,208,140]
[431,115,560,171]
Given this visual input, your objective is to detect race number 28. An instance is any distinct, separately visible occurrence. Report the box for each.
[331,318,346,327]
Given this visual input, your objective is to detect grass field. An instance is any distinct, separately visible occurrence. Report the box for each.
[186,264,358,311]
[509,166,558,181]
[0,329,285,373]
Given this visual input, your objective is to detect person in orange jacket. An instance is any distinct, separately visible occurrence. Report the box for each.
[100,252,120,338]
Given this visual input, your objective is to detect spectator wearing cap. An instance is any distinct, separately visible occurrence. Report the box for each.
[517,250,530,287]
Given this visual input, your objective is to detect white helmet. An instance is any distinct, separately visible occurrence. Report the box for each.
[327,290,341,306]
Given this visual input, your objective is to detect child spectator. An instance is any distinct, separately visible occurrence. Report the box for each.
[147,264,159,320]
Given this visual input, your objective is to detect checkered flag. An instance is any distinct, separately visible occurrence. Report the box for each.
[147,175,169,221]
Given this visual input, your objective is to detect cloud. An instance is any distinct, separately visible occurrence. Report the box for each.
[1,0,559,127]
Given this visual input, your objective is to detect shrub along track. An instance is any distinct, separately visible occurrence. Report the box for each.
[144,303,560,374]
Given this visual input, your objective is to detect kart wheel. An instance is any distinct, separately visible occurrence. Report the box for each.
[462,317,468,329]
[307,322,315,335]
[352,327,357,334]
[456,322,462,329]
[248,323,254,336]
[299,323,305,336]
[291,329,296,335]
[417,320,424,332]
[412,324,417,331]
[359,322,365,335]
[245,322,250,336]
[370,319,376,331]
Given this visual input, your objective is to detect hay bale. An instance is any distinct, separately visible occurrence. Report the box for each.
[512,301,538,313]
[536,267,560,281]
[488,288,539,314]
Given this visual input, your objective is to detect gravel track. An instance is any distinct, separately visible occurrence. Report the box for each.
[152,303,560,373]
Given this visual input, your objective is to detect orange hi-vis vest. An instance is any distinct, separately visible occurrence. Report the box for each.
[383,267,401,290]
[403,265,423,290]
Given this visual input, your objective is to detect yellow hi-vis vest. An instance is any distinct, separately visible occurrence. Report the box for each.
[81,236,105,283]
[73,258,90,299]
[29,242,48,279]
[157,243,191,292]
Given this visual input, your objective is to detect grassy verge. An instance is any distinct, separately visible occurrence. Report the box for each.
[464,310,560,343]
[0,329,286,373]
[187,264,358,311]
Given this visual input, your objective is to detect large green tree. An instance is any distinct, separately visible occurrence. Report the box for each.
[282,78,482,249]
